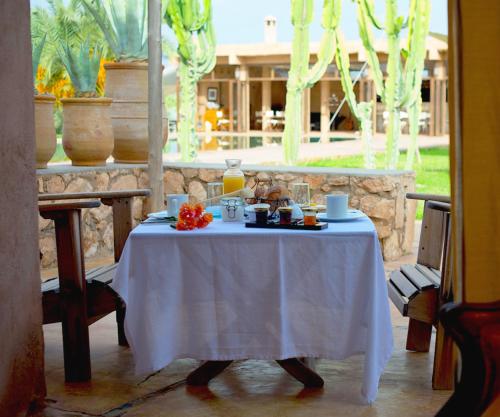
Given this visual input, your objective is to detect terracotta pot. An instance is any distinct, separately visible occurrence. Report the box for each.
[34,94,57,169]
[61,97,114,166]
[104,61,168,164]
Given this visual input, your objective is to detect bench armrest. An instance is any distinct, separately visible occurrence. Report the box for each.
[39,201,101,220]
[38,189,151,201]
[427,201,451,213]
[406,193,451,204]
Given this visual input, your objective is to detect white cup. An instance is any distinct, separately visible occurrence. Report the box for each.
[327,194,348,219]
[165,194,188,217]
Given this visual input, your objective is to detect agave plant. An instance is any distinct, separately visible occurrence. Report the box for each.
[32,34,47,94]
[31,0,109,92]
[81,0,148,61]
[58,38,103,97]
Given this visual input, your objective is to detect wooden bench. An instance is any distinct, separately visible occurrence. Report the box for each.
[387,193,454,389]
[39,189,150,382]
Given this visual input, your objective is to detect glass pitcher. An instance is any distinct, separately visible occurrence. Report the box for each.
[223,159,245,194]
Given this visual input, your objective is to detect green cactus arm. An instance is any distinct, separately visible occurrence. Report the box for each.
[165,0,193,62]
[321,0,338,29]
[405,94,422,169]
[291,0,313,27]
[192,0,211,31]
[304,28,335,88]
[180,0,195,29]
[195,21,216,77]
[302,0,337,87]
[359,0,383,30]
[334,29,360,121]
[356,0,384,100]
[400,0,431,107]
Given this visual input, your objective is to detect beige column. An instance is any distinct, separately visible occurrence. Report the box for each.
[147,0,164,212]
[320,80,330,143]
[448,0,500,303]
[435,61,448,136]
[261,67,272,144]
[239,65,250,133]
[0,0,45,413]
[262,67,272,131]
[228,80,234,131]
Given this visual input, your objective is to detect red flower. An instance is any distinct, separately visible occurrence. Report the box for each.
[176,203,213,231]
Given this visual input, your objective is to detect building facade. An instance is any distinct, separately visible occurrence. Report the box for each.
[186,20,448,147]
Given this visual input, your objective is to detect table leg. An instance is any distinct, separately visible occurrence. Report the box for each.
[186,358,324,388]
[276,358,324,388]
[186,361,233,386]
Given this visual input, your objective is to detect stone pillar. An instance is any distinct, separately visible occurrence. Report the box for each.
[0,0,46,413]
[320,80,330,143]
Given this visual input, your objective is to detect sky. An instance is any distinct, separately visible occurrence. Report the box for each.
[210,0,448,43]
[31,0,448,44]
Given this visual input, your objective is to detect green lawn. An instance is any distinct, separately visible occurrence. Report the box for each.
[302,147,450,219]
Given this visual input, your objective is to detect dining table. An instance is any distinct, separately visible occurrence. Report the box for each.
[111,215,393,404]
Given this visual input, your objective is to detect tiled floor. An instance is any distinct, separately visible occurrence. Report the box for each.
[40,221,453,417]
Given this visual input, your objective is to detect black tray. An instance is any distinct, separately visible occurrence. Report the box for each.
[245,221,328,231]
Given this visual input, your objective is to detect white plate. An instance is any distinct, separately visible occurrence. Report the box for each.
[317,209,366,222]
[147,210,172,220]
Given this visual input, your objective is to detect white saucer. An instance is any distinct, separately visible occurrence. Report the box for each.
[147,210,173,219]
[317,209,366,222]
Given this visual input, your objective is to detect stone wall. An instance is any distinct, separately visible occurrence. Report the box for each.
[37,163,416,269]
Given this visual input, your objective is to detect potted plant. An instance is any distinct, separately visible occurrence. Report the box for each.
[33,34,57,169]
[82,0,168,163]
[59,39,114,166]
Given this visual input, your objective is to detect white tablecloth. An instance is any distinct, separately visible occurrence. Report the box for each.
[112,217,393,404]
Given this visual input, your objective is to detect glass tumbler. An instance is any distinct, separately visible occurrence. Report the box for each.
[291,183,310,207]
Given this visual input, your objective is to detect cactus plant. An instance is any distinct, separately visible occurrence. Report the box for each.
[165,0,216,161]
[32,34,47,94]
[355,0,431,169]
[58,37,103,97]
[81,0,147,61]
[333,1,374,169]
[282,0,336,165]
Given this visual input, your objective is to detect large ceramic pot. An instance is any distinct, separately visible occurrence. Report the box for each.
[34,94,57,169]
[61,97,114,166]
[104,61,168,163]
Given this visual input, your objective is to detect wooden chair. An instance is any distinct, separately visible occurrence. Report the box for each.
[387,193,454,389]
[435,301,500,417]
[39,189,150,382]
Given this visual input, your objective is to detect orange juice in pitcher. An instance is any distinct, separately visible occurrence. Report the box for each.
[223,159,245,194]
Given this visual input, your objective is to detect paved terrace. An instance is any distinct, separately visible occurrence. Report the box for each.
[41,222,452,417]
